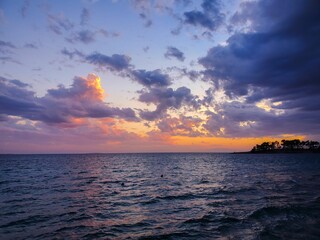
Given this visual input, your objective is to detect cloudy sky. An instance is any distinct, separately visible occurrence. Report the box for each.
[0,0,319,153]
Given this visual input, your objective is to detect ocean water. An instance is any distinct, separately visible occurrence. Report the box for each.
[0,153,320,240]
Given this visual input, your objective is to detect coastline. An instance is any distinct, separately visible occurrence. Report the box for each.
[232,150,320,154]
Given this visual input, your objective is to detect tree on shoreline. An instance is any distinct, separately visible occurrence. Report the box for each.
[251,139,320,153]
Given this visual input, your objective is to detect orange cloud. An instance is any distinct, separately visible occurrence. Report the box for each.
[78,73,105,101]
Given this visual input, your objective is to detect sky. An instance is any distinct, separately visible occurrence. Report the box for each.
[0,0,319,153]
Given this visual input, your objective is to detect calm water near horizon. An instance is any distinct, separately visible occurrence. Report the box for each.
[1,153,320,239]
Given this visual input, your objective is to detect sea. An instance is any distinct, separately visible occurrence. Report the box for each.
[0,153,320,240]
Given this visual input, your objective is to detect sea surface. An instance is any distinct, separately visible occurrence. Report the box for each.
[0,153,320,240]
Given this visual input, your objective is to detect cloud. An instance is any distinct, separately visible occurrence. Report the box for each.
[164,46,185,61]
[157,115,203,137]
[0,114,9,122]
[0,116,144,153]
[10,79,30,88]
[0,40,16,54]
[85,51,174,89]
[0,56,21,65]
[143,46,150,52]
[203,100,320,138]
[98,28,109,37]
[21,0,30,18]
[69,30,96,44]
[139,86,199,120]
[153,0,192,14]
[183,0,225,31]
[130,0,151,12]
[171,26,182,35]
[47,13,74,35]
[24,43,38,49]
[0,40,16,49]
[80,8,90,25]
[199,0,320,111]
[66,28,118,44]
[0,40,19,64]
[86,53,132,71]
[61,48,84,59]
[130,69,171,88]
[165,66,202,82]
[139,13,152,27]
[46,74,105,101]
[0,74,138,124]
[0,76,41,118]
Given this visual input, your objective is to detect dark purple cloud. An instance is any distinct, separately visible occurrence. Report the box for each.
[130,69,171,88]
[196,0,320,138]
[0,40,16,49]
[0,77,42,119]
[84,51,174,88]
[139,86,199,120]
[86,53,132,71]
[203,101,320,138]
[0,75,138,124]
[10,79,30,88]
[164,46,185,62]
[61,48,84,59]
[75,30,95,43]
[67,30,96,44]
[184,0,224,31]
[200,0,320,108]
[169,67,201,81]
[0,40,19,64]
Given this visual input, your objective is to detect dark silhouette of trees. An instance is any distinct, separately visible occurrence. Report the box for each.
[250,139,320,153]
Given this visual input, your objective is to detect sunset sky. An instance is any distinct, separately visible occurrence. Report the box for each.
[0,0,319,153]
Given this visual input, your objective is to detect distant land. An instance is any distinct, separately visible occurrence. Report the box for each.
[237,139,320,154]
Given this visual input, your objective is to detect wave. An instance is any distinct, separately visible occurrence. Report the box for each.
[3,197,37,204]
[183,214,213,224]
[140,198,160,205]
[248,205,295,219]
[64,213,93,223]
[82,230,113,240]
[138,231,192,240]
[112,220,152,229]
[247,201,320,220]
[156,193,198,201]
[0,214,50,228]
[183,213,240,225]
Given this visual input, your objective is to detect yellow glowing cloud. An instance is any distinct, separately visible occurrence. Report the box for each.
[256,99,272,112]
[86,73,105,100]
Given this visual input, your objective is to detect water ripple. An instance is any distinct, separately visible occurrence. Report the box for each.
[1,153,320,239]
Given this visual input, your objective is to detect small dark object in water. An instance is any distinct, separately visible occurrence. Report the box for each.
[161,174,163,178]
[121,182,124,186]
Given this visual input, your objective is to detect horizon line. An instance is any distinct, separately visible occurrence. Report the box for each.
[0,151,237,155]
